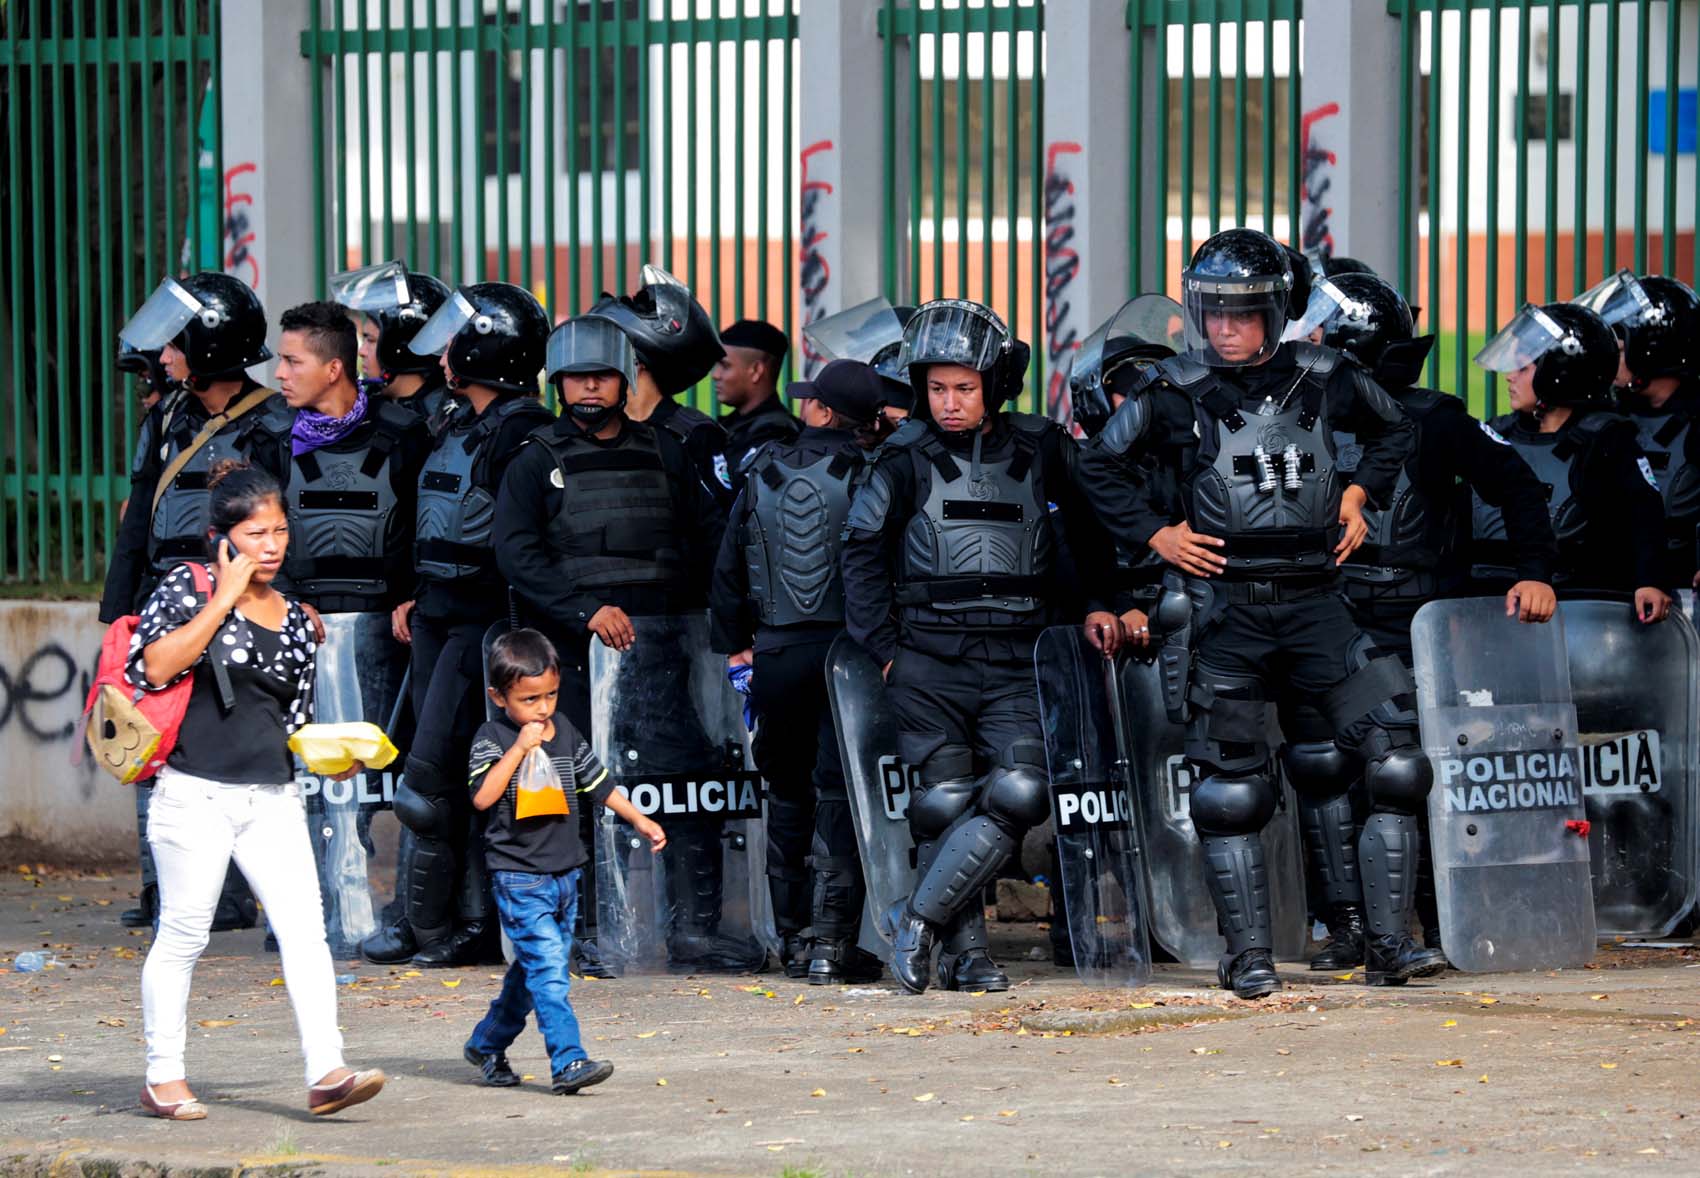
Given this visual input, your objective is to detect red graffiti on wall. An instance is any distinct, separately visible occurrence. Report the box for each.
[1299,103,1341,261]
[223,162,259,288]
[1043,141,1083,425]
[798,139,836,374]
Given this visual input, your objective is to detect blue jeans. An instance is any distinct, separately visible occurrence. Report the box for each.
[468,868,588,1075]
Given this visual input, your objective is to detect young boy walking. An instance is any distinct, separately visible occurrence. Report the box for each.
[463,629,666,1094]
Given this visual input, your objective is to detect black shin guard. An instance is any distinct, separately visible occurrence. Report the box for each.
[1199,833,1274,957]
[1358,812,1420,937]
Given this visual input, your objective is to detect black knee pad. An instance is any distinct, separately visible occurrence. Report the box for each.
[979,765,1049,832]
[1280,740,1360,800]
[1190,771,1279,836]
[1363,746,1433,815]
[393,776,457,840]
[909,777,979,841]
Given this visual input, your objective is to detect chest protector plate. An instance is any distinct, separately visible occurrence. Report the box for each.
[743,445,860,627]
[538,425,685,594]
[415,398,531,583]
[1333,401,1434,591]
[1471,417,1591,581]
[147,412,268,574]
[898,430,1055,616]
[1186,375,1343,579]
[1634,410,1700,536]
[283,411,406,607]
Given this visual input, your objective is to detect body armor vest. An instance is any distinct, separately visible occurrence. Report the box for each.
[741,443,861,628]
[146,394,279,575]
[535,423,687,596]
[1631,409,1700,547]
[1333,388,1440,599]
[282,402,410,611]
[1471,413,1603,584]
[1182,365,1344,580]
[415,396,543,583]
[895,421,1055,620]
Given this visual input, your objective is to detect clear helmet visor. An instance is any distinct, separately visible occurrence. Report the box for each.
[330,260,412,313]
[802,296,905,364]
[1072,295,1181,396]
[1573,268,1656,330]
[1181,273,1288,368]
[1281,277,1355,343]
[898,299,1010,375]
[547,317,639,388]
[407,288,478,357]
[119,277,205,350]
[1474,304,1575,373]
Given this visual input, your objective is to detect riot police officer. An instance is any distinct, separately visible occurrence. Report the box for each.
[100,273,283,932]
[1577,271,1700,588]
[118,342,175,416]
[843,298,1121,995]
[710,359,892,984]
[367,282,553,967]
[1079,228,1443,999]
[715,318,802,497]
[585,265,733,505]
[1289,272,1558,967]
[494,314,752,972]
[1472,302,1671,618]
[333,261,457,436]
[802,298,918,429]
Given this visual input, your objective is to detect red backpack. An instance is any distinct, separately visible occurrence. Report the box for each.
[82,563,234,784]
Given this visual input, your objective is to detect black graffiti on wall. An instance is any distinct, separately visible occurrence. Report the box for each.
[0,644,90,744]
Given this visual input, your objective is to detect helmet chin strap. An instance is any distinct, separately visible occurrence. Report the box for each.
[567,390,628,431]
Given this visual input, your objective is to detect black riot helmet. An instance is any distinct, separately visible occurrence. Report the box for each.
[330,260,452,381]
[1180,229,1301,368]
[1289,273,1413,370]
[1574,269,1700,387]
[407,281,548,397]
[583,264,724,396]
[119,272,272,387]
[116,341,172,399]
[1067,294,1184,438]
[897,298,1017,426]
[1476,302,1619,410]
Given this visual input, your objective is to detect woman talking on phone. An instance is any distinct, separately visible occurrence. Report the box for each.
[128,458,386,1120]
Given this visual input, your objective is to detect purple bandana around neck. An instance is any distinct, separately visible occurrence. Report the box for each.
[291,386,369,456]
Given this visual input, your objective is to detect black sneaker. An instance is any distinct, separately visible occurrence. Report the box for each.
[552,1059,614,1094]
[464,1043,520,1087]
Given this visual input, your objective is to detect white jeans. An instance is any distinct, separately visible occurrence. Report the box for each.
[142,770,346,1087]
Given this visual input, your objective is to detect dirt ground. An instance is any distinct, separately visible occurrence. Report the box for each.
[2,864,1698,1177]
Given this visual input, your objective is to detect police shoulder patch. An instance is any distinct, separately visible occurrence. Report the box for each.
[1638,455,1660,490]
[1479,421,1510,446]
[713,452,732,489]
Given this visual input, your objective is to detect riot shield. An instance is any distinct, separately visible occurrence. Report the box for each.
[1559,599,1699,938]
[1118,657,1310,966]
[1413,597,1594,972]
[591,615,774,975]
[1034,627,1153,988]
[299,612,408,958]
[824,635,917,944]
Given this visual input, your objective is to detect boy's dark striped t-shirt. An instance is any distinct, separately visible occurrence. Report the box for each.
[469,711,612,874]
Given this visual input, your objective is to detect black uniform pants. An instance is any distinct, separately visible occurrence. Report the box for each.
[749,636,858,940]
[888,645,1045,784]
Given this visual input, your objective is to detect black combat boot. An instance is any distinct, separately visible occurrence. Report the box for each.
[805,937,885,986]
[360,919,418,965]
[935,906,1009,992]
[1359,812,1447,985]
[877,900,936,994]
[1308,903,1366,971]
[413,920,497,968]
[1218,947,1281,1000]
[1364,932,1448,985]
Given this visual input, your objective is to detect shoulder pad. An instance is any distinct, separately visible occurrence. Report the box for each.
[1152,354,1214,391]
[371,396,420,433]
[1289,340,1341,375]
[1400,386,1456,418]
[1572,410,1627,441]
[255,396,294,437]
[877,418,928,455]
[844,463,895,535]
[738,440,777,473]
[1098,393,1152,456]
[1002,411,1053,437]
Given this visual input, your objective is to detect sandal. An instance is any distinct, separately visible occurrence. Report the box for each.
[308,1067,386,1115]
[140,1084,208,1121]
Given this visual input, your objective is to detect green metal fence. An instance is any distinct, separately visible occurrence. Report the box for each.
[0,0,222,584]
[1394,0,1698,419]
[300,0,802,417]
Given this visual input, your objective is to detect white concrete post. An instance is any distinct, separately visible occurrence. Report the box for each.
[219,0,321,358]
[1039,0,1133,422]
[1297,0,1406,278]
[797,0,908,375]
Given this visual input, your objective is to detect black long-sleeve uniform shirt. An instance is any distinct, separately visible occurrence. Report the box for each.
[647,397,734,510]
[1078,342,1416,565]
[721,394,802,501]
[1488,408,1668,594]
[492,414,726,658]
[842,414,1116,667]
[709,425,863,655]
